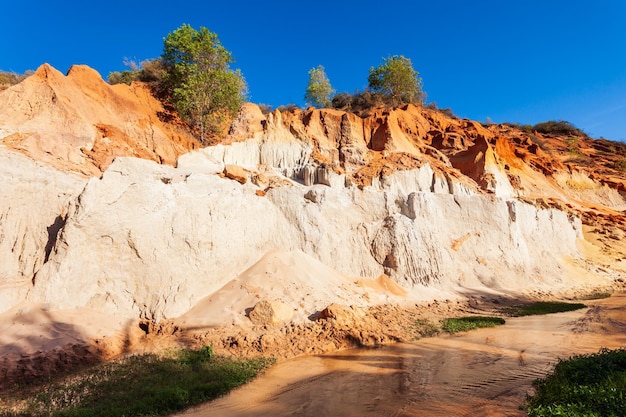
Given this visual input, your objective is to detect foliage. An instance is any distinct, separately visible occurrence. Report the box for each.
[161,24,247,144]
[577,292,612,301]
[304,65,335,108]
[440,316,505,333]
[504,122,534,134]
[0,71,23,86]
[505,301,586,317]
[414,318,440,337]
[527,348,626,417]
[425,102,458,119]
[108,58,167,85]
[331,90,386,114]
[368,55,424,107]
[519,124,534,134]
[1,346,274,417]
[564,136,584,156]
[107,70,137,85]
[0,70,32,90]
[276,103,300,112]
[533,120,586,137]
[257,103,273,114]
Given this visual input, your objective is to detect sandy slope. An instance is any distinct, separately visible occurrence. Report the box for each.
[174,249,422,330]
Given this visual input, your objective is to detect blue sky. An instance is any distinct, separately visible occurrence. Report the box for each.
[2,1,625,140]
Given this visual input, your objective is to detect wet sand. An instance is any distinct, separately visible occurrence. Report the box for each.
[178,293,626,417]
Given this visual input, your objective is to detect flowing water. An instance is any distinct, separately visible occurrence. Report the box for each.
[179,294,626,417]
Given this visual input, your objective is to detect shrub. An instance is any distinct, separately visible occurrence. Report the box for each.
[137,58,166,82]
[257,103,273,114]
[276,103,300,112]
[0,70,31,90]
[426,102,457,119]
[331,90,385,113]
[517,124,534,134]
[107,59,166,85]
[533,120,586,137]
[107,70,139,85]
[414,318,440,337]
[330,92,352,110]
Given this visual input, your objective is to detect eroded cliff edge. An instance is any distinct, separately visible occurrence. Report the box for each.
[1,65,625,382]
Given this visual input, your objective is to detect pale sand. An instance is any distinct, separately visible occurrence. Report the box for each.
[172,249,444,330]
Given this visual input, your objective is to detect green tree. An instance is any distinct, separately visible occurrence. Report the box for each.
[368,55,424,107]
[304,65,335,108]
[161,24,247,144]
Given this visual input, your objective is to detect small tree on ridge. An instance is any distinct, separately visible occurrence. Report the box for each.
[161,24,247,144]
[368,55,424,107]
[304,65,335,108]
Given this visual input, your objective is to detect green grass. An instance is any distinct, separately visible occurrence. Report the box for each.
[440,316,505,333]
[0,346,274,417]
[527,348,626,417]
[505,301,586,317]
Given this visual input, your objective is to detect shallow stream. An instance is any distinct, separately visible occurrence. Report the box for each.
[179,294,626,417]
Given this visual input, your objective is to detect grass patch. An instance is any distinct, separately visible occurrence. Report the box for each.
[414,318,440,337]
[440,316,505,333]
[505,301,586,317]
[577,292,612,301]
[527,348,626,417]
[1,346,274,417]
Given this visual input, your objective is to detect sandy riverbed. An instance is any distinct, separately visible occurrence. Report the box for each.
[177,293,626,417]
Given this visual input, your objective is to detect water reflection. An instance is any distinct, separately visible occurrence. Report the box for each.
[179,294,626,417]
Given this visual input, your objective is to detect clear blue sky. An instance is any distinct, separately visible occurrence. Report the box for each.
[2,1,626,141]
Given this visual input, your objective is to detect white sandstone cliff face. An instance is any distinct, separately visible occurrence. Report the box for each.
[30,157,297,321]
[0,147,87,312]
[27,152,582,322]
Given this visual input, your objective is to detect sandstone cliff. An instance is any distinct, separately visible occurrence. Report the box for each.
[0,64,198,176]
[1,66,625,374]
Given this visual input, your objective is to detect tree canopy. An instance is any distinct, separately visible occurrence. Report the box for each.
[368,55,424,107]
[161,24,247,144]
[304,65,335,108]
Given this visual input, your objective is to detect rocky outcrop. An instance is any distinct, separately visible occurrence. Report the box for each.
[223,164,248,184]
[248,300,294,326]
[0,64,197,176]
